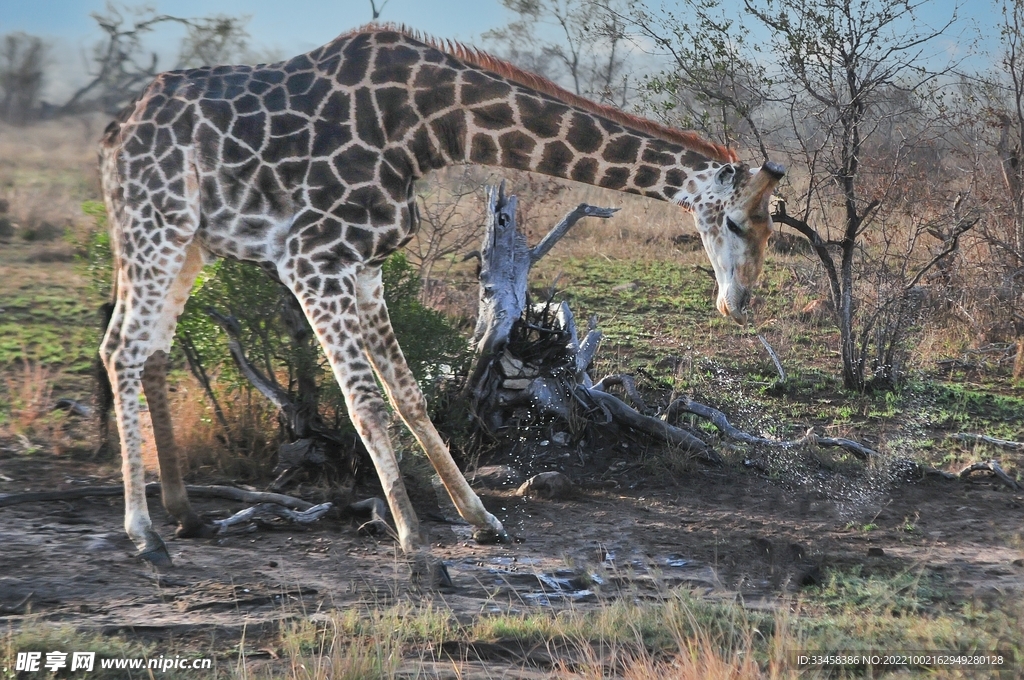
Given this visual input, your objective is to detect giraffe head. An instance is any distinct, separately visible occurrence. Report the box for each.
[676,161,785,324]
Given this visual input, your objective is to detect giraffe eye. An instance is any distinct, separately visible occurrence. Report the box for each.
[726,217,743,236]
[715,165,736,186]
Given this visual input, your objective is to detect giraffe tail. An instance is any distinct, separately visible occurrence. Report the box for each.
[94,301,116,456]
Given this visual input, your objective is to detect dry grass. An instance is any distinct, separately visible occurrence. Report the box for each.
[0,115,103,241]
[167,378,280,480]
[256,594,787,679]
[0,361,66,451]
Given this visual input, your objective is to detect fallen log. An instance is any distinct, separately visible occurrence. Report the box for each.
[959,460,1022,490]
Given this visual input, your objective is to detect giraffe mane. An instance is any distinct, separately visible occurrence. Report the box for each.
[347,23,739,165]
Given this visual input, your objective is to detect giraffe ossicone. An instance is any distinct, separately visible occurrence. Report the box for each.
[98,24,783,581]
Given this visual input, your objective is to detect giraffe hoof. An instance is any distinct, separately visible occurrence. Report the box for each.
[138,542,173,569]
[176,521,218,539]
[410,554,453,588]
[473,528,511,545]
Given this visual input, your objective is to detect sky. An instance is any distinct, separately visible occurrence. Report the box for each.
[1,0,510,47]
[0,0,1008,102]
[0,0,516,100]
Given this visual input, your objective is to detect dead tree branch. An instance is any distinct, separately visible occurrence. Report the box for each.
[666,397,877,460]
[213,502,333,533]
[179,331,235,450]
[465,183,714,463]
[529,203,620,264]
[0,483,314,509]
[757,334,787,384]
[951,433,1024,451]
[205,307,351,448]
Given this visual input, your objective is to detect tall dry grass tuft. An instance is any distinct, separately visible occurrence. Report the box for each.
[1,361,62,447]
[273,613,405,680]
[169,379,279,480]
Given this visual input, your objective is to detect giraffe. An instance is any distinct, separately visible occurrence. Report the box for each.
[98,24,784,580]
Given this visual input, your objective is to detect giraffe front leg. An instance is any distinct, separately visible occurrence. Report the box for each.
[283,266,451,585]
[356,267,509,544]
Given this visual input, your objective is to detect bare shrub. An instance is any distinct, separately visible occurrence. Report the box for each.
[0,114,104,242]
[25,244,76,263]
[409,166,489,291]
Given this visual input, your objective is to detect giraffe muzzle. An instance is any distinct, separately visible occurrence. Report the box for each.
[718,287,752,325]
[762,161,786,179]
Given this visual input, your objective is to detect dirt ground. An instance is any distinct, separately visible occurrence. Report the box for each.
[2,440,1023,675]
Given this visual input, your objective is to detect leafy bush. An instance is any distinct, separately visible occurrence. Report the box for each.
[81,206,470,443]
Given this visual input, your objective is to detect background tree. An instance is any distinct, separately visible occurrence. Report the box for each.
[484,0,632,105]
[631,0,961,390]
[0,32,47,125]
[956,0,1024,377]
[61,4,255,115]
[627,0,771,154]
[751,0,962,390]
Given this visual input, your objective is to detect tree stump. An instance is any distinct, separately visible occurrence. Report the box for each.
[464,183,717,466]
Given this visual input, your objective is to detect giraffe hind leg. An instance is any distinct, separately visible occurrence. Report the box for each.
[101,236,206,566]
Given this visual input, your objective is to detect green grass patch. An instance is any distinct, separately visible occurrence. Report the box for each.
[0,252,102,373]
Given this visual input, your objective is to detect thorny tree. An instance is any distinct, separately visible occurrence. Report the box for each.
[631,0,962,390]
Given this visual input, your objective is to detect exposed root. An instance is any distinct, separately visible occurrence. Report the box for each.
[666,397,877,460]
[580,387,720,464]
[951,433,1024,451]
[0,592,34,614]
[914,463,959,480]
[592,374,649,414]
[347,497,390,536]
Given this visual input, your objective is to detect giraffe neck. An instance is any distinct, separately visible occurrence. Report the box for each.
[459,84,713,205]
[325,29,727,205]
[427,69,715,204]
